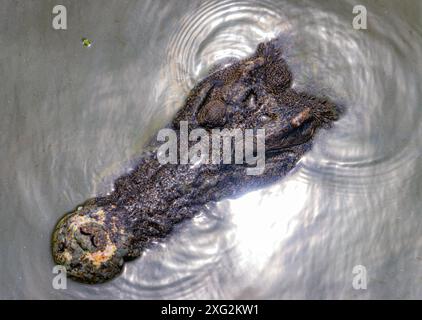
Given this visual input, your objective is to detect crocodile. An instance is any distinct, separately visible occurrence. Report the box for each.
[51,38,341,284]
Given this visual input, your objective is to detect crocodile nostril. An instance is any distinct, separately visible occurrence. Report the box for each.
[77,223,107,252]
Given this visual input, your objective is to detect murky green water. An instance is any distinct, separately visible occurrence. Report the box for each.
[1,0,421,299]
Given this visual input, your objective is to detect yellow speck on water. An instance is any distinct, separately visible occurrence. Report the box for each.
[81,38,92,48]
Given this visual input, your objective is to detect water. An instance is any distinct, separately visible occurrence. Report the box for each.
[1,0,421,299]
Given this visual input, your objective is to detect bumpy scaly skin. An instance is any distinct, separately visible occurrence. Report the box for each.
[52,38,341,283]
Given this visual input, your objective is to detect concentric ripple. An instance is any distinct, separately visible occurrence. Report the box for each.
[166,0,293,92]
[289,0,422,192]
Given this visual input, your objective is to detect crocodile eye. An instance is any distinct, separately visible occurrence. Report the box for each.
[197,100,226,128]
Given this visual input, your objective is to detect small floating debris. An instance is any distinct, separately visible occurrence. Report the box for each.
[81,37,93,48]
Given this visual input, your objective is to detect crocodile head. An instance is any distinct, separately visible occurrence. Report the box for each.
[179,39,341,154]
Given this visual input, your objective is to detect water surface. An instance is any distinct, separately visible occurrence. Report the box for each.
[0,0,421,299]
